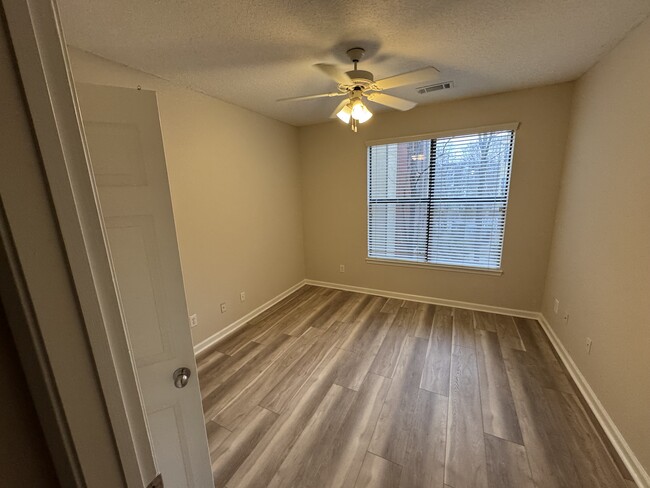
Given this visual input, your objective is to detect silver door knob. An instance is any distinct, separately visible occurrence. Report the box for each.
[173,367,191,388]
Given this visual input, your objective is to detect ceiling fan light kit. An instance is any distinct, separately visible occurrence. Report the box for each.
[336,90,373,132]
[279,47,440,132]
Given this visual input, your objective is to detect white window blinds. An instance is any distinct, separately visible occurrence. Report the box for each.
[368,128,515,270]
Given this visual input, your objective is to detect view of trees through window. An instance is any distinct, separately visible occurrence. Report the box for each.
[368,129,515,269]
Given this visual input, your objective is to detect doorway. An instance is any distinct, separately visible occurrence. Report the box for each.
[2,1,214,486]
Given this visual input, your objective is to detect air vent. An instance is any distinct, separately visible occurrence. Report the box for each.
[416,81,454,95]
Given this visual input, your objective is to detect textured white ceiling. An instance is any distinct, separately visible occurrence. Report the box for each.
[58,0,650,126]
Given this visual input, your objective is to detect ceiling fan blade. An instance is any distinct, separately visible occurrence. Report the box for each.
[314,63,352,84]
[277,92,345,102]
[330,98,350,119]
[374,66,439,90]
[367,93,417,111]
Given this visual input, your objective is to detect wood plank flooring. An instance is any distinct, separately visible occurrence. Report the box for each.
[197,285,635,488]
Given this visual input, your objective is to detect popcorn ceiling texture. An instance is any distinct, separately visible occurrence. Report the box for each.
[58,0,649,126]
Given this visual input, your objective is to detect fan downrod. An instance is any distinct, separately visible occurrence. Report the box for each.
[343,47,374,86]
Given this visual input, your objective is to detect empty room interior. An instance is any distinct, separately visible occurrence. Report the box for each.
[2,0,650,487]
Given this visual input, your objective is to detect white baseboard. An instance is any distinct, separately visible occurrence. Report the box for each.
[304,279,539,319]
[536,313,650,488]
[192,278,536,355]
[193,280,307,355]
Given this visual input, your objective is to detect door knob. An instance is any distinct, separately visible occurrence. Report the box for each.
[173,367,191,388]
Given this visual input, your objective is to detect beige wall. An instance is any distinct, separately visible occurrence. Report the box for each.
[68,48,306,344]
[541,17,650,473]
[299,84,574,311]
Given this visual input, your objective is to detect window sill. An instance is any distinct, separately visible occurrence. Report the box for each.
[366,257,503,276]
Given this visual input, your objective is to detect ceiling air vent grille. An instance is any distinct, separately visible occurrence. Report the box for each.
[416,81,454,95]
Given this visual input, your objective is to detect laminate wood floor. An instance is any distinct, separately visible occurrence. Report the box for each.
[197,285,635,488]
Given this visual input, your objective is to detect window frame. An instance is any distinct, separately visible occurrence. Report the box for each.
[365,122,519,276]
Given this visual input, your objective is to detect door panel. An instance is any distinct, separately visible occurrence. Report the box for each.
[76,83,213,488]
[148,406,193,486]
[105,217,170,364]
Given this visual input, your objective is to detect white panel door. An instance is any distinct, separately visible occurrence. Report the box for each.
[76,83,213,488]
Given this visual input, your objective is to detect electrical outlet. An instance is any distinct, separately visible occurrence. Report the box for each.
[220,303,227,313]
[553,298,560,314]
[339,264,345,273]
[189,314,198,328]
[240,291,246,302]
[563,312,569,326]
[586,337,593,354]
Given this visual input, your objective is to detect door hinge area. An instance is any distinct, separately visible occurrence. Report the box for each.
[146,473,163,488]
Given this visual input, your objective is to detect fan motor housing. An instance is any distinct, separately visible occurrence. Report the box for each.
[346,69,374,82]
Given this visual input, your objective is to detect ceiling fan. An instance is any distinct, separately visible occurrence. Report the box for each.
[278,47,439,131]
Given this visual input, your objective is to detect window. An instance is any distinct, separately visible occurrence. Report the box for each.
[367,126,516,271]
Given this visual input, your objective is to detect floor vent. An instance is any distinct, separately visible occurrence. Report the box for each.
[416,81,454,94]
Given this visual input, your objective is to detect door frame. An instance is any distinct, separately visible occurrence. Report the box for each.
[2,1,164,486]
